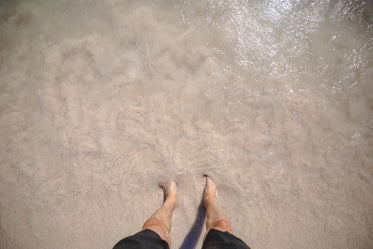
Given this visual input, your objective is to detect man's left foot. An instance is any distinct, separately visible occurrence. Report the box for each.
[160,181,177,208]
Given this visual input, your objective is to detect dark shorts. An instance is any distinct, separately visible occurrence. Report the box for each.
[113,229,169,249]
[112,228,250,249]
[202,229,251,249]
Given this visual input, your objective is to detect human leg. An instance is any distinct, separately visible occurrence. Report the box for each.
[203,176,233,236]
[202,175,251,249]
[112,181,177,249]
[142,181,177,247]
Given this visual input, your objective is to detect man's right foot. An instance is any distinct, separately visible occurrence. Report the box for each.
[203,175,217,207]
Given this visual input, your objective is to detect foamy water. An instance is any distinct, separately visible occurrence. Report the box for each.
[0,0,372,248]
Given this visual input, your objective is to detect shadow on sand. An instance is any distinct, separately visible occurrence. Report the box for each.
[179,199,206,249]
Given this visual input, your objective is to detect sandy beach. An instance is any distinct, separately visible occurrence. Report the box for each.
[0,1,372,248]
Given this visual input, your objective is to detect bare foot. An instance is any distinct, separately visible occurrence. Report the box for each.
[203,175,217,207]
[160,181,177,208]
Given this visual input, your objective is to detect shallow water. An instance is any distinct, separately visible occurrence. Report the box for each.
[0,0,372,248]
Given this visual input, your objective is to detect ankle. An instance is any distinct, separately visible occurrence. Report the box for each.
[203,195,216,208]
[165,198,177,209]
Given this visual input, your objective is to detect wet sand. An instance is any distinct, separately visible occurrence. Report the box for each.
[0,0,372,248]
